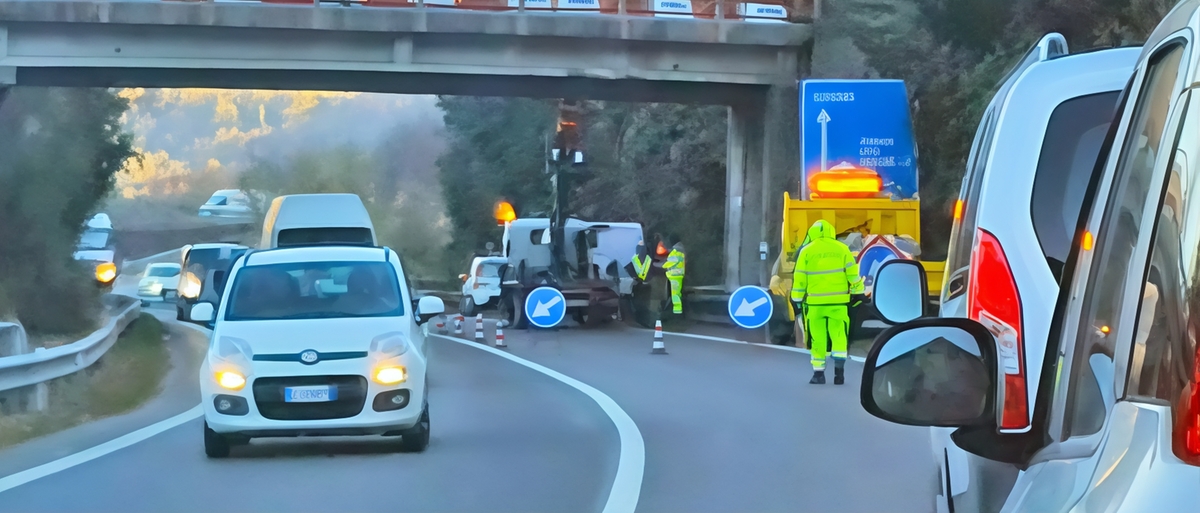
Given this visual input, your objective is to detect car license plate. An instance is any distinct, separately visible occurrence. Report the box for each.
[284,385,337,403]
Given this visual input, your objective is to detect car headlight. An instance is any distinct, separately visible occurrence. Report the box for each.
[216,371,246,390]
[95,262,117,284]
[373,366,407,385]
[180,272,202,299]
[369,332,409,357]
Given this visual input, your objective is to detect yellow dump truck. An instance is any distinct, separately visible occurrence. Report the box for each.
[766,191,944,344]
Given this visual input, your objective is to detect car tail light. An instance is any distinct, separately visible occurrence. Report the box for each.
[1176,346,1200,465]
[967,228,1030,432]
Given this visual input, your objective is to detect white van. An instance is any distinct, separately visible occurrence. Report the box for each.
[260,194,377,249]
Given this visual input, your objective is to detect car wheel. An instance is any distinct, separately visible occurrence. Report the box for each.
[399,405,430,453]
[463,297,476,317]
[506,292,528,330]
[203,422,231,458]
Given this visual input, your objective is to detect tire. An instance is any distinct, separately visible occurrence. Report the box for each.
[203,422,231,458]
[571,309,587,325]
[462,297,476,318]
[399,405,430,453]
[506,292,528,329]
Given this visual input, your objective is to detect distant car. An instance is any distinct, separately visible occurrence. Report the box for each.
[191,244,444,458]
[137,263,181,304]
[199,190,253,218]
[75,213,117,290]
[176,243,249,323]
[459,256,506,316]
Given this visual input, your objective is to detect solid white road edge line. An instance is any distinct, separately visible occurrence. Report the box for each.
[0,318,212,494]
[0,405,203,494]
[660,331,868,363]
[431,334,645,513]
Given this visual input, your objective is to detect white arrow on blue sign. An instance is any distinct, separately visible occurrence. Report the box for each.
[524,286,567,329]
[857,242,902,292]
[727,285,774,329]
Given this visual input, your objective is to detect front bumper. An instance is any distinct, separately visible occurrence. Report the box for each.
[201,358,426,437]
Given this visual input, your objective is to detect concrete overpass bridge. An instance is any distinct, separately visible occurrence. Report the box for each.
[0,0,812,290]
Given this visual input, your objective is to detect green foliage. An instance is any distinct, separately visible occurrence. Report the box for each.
[239,143,453,281]
[436,98,729,285]
[0,88,136,333]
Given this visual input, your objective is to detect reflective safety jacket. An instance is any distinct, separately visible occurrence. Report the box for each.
[791,220,864,305]
[662,245,686,278]
[631,253,652,281]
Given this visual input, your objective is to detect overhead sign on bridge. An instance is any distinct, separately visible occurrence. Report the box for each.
[800,80,918,200]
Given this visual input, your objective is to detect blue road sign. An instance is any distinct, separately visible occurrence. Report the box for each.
[801,80,918,200]
[858,242,902,292]
[727,285,774,329]
[524,286,567,329]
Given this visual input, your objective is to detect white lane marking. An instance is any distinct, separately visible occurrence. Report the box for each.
[0,405,203,494]
[431,334,644,513]
[660,331,867,363]
[0,320,211,494]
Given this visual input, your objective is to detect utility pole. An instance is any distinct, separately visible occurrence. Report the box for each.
[548,99,586,283]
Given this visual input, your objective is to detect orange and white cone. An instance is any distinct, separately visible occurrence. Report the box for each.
[494,327,507,348]
[651,320,667,354]
[435,317,446,334]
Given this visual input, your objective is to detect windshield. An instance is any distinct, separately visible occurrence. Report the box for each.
[205,195,228,206]
[476,262,500,277]
[77,229,111,250]
[225,261,403,321]
[277,227,373,247]
[184,247,247,286]
[145,265,180,278]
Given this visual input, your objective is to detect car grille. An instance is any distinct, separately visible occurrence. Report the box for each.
[252,375,367,421]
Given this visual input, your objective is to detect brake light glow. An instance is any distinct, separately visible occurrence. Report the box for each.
[967,228,1030,432]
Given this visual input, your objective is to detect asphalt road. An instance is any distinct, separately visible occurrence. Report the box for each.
[0,276,935,512]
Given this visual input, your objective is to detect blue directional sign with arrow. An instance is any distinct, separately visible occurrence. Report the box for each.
[727,285,774,329]
[524,286,567,329]
[857,238,903,293]
[801,80,918,199]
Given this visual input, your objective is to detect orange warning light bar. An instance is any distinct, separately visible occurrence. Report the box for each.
[494,200,516,226]
[808,167,883,199]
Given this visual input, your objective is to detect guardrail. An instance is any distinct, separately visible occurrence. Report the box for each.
[168,0,815,22]
[0,295,141,414]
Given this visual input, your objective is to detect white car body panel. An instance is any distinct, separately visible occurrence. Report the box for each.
[463,256,506,306]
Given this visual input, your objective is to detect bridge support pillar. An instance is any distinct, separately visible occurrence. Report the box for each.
[725,84,799,293]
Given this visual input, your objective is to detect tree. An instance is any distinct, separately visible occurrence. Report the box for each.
[0,87,137,333]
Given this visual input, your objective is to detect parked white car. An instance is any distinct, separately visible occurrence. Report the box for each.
[137,263,181,303]
[190,245,444,458]
[864,6,1200,511]
[459,256,505,316]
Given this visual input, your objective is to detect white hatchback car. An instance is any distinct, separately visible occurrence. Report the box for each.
[137,263,181,303]
[866,5,1200,510]
[191,245,444,458]
[459,256,506,316]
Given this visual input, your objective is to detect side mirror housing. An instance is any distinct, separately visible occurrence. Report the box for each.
[860,318,998,427]
[873,260,928,324]
[190,302,216,323]
[416,296,445,325]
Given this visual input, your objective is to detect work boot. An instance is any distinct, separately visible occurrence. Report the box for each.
[834,367,845,385]
[809,371,826,385]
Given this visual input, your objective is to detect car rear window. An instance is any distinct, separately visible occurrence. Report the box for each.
[147,265,180,278]
[225,261,403,321]
[1030,91,1122,281]
[277,227,373,247]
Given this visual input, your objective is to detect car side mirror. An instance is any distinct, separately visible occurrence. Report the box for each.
[860,318,997,427]
[873,260,928,324]
[416,296,445,325]
[190,302,216,323]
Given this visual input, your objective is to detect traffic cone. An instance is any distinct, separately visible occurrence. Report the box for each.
[651,320,667,354]
[454,314,463,335]
[475,314,484,343]
[434,316,446,334]
[494,327,507,348]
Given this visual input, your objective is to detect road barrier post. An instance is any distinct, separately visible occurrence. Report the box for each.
[454,314,463,335]
[475,314,484,343]
[494,327,506,348]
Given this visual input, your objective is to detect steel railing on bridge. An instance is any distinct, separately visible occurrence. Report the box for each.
[166,0,815,23]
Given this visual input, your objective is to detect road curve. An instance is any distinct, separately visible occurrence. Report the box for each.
[0,325,623,513]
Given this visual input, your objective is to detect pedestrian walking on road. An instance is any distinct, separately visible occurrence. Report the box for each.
[790,220,865,385]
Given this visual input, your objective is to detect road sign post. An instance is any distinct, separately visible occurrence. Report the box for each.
[727,285,774,330]
[800,80,918,200]
[524,286,567,329]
